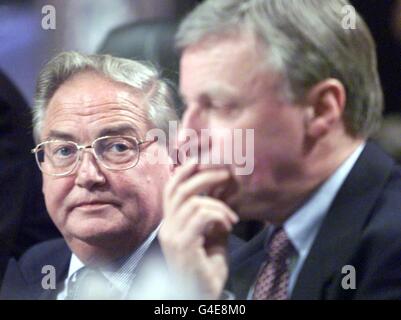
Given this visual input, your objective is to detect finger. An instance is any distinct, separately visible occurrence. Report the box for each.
[179,207,234,247]
[160,203,233,251]
[161,195,202,232]
[176,196,239,227]
[164,158,198,200]
[167,169,230,217]
[164,195,238,232]
[193,197,239,225]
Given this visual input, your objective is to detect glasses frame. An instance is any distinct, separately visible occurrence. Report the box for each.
[31,135,154,177]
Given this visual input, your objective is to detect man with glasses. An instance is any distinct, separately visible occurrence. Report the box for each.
[0,52,179,299]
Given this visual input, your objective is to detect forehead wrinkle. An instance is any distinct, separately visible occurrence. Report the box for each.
[86,104,150,130]
[88,113,148,135]
[48,99,144,114]
[44,100,151,141]
[46,98,148,122]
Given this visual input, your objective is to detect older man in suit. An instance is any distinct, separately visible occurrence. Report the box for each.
[0,52,180,299]
[159,0,401,299]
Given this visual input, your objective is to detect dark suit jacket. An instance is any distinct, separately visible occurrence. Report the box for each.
[228,142,401,299]
[0,234,243,299]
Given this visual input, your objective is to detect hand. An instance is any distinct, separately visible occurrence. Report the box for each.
[159,160,239,299]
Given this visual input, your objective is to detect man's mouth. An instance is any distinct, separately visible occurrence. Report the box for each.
[72,200,118,211]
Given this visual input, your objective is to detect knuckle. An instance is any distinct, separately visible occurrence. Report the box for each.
[188,195,202,208]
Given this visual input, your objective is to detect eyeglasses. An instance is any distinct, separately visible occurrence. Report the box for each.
[31,135,153,176]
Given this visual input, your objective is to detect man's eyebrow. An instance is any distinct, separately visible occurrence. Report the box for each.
[97,125,139,137]
[45,130,76,141]
[205,84,238,100]
[180,84,239,105]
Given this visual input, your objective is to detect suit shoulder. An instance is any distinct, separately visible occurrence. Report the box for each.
[19,238,68,264]
[0,238,70,299]
[369,164,401,224]
[383,164,401,196]
[17,238,70,283]
[350,169,401,299]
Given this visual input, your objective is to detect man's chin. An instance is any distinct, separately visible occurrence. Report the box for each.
[224,187,274,222]
[66,224,126,247]
[64,229,130,266]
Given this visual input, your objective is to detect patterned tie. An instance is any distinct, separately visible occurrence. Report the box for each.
[253,227,295,300]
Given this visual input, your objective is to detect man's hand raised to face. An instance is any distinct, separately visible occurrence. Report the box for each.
[158,160,239,299]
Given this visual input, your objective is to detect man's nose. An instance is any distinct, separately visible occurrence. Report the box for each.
[181,103,206,134]
[74,150,106,189]
[179,104,212,162]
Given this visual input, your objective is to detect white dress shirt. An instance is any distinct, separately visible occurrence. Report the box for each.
[57,224,160,300]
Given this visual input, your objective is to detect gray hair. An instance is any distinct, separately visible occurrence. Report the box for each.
[176,0,383,138]
[33,51,179,142]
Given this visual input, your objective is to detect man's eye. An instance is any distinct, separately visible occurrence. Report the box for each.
[109,143,130,153]
[54,146,75,157]
[208,103,237,113]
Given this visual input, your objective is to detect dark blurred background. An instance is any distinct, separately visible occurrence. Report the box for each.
[0,0,399,114]
[0,0,400,281]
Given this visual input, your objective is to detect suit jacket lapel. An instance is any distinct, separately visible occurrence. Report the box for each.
[291,142,394,299]
[228,229,268,299]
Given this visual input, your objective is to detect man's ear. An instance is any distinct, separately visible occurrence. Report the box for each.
[303,79,346,139]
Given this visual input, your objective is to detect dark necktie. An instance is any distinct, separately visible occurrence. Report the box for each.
[65,267,122,300]
[252,227,295,300]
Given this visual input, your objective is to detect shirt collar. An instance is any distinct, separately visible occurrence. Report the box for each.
[102,224,160,295]
[283,143,365,256]
[67,253,85,281]
[66,223,161,297]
